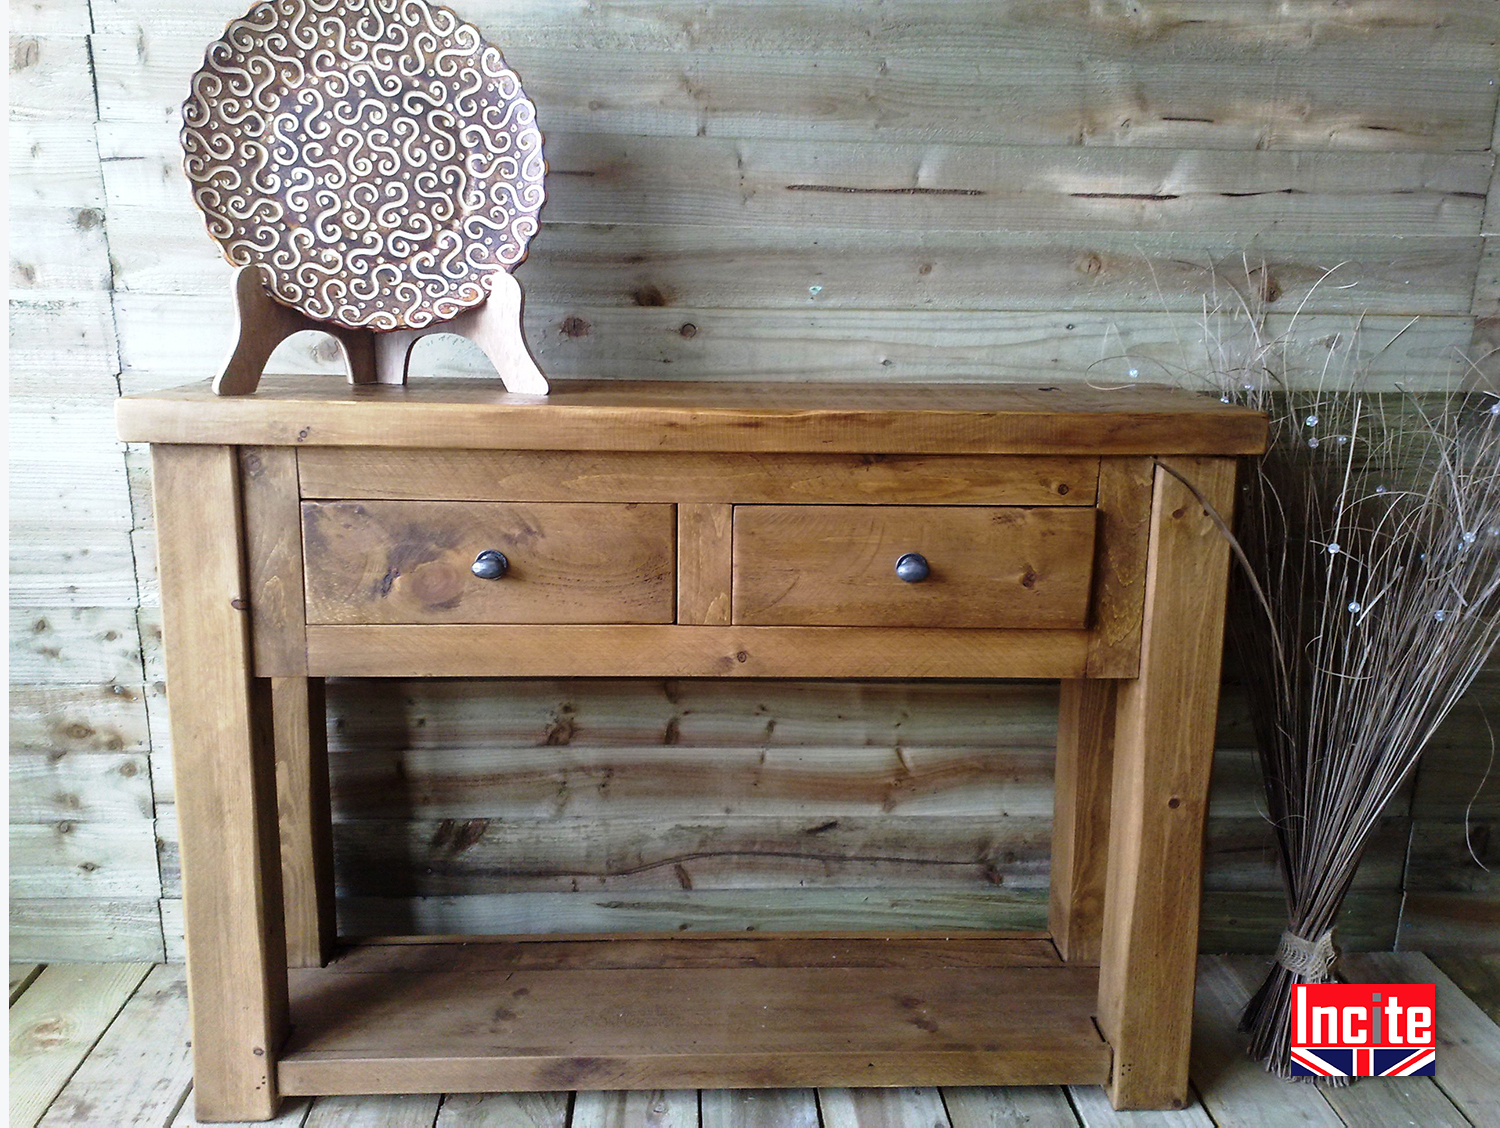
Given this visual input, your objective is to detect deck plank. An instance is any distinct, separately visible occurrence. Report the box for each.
[171,1093,313,1126]
[701,1089,818,1128]
[1191,957,1343,1127]
[1067,1085,1214,1128]
[943,1087,1080,1127]
[818,1087,951,1127]
[7,962,152,1128]
[39,964,193,1126]
[1431,954,1500,1026]
[435,1091,569,1126]
[571,1090,700,1127]
[10,964,45,1006]
[1213,956,1466,1128]
[1344,952,1500,1128]
[303,1094,442,1127]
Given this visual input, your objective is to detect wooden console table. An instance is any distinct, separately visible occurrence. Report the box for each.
[118,378,1265,1121]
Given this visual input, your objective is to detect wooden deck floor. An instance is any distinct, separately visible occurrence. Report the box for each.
[10,954,1499,1128]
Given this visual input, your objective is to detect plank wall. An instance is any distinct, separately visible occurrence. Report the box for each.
[9,0,1500,960]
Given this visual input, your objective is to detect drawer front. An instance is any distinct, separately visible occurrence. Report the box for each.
[732,505,1095,628]
[303,500,675,625]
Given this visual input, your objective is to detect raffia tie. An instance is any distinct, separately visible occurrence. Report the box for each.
[1276,928,1338,980]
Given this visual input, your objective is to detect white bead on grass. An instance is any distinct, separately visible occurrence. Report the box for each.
[1327,542,1341,554]
[1347,601,1361,613]
[1305,414,1319,426]
[1434,609,1448,622]
[1127,367,1139,380]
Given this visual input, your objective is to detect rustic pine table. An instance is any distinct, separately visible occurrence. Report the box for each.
[119,378,1265,1121]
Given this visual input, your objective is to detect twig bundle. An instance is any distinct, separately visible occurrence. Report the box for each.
[1202,306,1500,1079]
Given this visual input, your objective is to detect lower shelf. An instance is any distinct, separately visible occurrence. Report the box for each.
[278,935,1111,1094]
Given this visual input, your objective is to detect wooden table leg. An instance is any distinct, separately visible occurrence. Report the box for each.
[154,445,289,1121]
[1050,679,1115,964]
[272,676,336,968]
[1097,457,1237,1110]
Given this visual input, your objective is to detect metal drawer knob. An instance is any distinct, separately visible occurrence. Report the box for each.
[471,549,509,580]
[894,552,930,583]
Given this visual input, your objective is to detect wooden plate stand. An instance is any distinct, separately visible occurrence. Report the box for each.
[212,265,549,397]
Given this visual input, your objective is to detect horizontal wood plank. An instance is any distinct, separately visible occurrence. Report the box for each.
[7,898,166,962]
[298,449,1097,506]
[314,936,1064,973]
[119,377,1266,454]
[101,211,1490,318]
[110,294,1478,389]
[304,624,1093,678]
[8,683,151,755]
[9,751,154,823]
[8,821,161,898]
[279,939,1109,1093]
[99,123,1494,235]
[88,2,1500,150]
[156,811,1404,899]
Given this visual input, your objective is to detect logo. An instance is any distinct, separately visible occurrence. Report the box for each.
[1290,983,1435,1077]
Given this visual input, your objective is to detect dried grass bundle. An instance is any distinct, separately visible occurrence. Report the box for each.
[1194,291,1500,1080]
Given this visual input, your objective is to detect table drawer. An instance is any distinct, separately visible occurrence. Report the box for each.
[302,500,675,624]
[732,505,1095,628]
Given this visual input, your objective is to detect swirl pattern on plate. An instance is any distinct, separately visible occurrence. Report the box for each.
[182,0,544,330]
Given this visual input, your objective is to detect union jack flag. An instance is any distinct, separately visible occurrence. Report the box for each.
[1290,981,1436,1077]
[1289,1046,1436,1077]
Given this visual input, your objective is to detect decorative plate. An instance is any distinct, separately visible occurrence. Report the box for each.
[181,0,545,331]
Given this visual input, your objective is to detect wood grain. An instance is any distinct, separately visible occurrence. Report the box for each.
[117,377,1269,455]
[104,212,1489,316]
[703,1089,817,1128]
[89,6,1500,150]
[1084,459,1154,677]
[302,500,676,625]
[309,936,1064,973]
[151,445,287,1120]
[37,964,194,1128]
[305,624,1092,679]
[435,1091,569,1127]
[1097,458,1238,1109]
[111,296,1479,390]
[241,446,309,676]
[1050,680,1116,965]
[8,962,152,1128]
[101,122,1494,234]
[298,449,1099,506]
[9,964,45,1005]
[271,677,335,969]
[944,1086,1080,1128]
[818,1088,949,1128]
[572,1090,698,1128]
[677,504,732,625]
[278,939,1109,1094]
[733,504,1096,629]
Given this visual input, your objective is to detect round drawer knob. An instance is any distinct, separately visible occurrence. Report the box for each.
[894,552,930,583]
[471,549,509,580]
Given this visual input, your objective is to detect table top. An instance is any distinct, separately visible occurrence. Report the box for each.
[117,377,1266,455]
